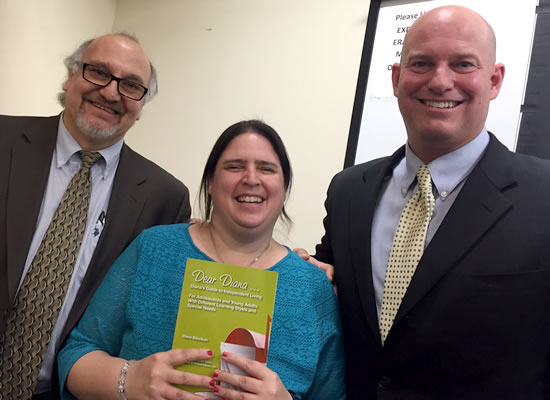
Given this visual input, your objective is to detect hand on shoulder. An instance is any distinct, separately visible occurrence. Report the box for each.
[293,248,335,284]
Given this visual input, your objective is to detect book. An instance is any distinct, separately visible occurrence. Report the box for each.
[172,258,278,395]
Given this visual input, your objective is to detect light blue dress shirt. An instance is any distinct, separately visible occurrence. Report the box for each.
[371,129,490,319]
[19,115,123,393]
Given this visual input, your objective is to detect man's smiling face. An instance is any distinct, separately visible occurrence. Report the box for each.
[62,34,151,150]
[391,6,504,163]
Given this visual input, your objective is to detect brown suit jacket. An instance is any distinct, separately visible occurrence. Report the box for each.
[0,114,191,392]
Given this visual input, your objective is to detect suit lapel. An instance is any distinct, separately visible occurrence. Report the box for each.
[91,144,146,274]
[6,116,59,301]
[349,147,405,342]
[395,136,515,324]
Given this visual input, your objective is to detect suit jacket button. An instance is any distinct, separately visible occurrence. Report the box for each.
[378,376,391,389]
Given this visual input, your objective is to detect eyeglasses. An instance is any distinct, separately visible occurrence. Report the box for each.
[81,63,149,101]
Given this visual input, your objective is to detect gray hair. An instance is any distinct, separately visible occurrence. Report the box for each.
[57,32,158,106]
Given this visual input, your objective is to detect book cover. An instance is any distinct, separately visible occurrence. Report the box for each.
[172,258,278,395]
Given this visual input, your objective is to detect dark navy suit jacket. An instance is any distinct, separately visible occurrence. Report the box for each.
[316,134,550,399]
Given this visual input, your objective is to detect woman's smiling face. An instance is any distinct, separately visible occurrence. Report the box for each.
[209,132,285,234]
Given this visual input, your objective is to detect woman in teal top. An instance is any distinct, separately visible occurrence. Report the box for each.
[58,120,346,400]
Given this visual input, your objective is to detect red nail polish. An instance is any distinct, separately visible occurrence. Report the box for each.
[207,350,213,356]
[213,371,219,377]
[222,352,228,357]
[209,379,215,386]
[213,386,219,393]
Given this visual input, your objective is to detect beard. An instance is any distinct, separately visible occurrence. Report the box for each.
[75,113,120,140]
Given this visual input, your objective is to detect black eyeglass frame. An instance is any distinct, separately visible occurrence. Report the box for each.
[80,62,149,101]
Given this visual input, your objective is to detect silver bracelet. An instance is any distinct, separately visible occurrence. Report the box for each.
[118,359,136,400]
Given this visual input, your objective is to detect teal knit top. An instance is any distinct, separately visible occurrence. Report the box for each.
[58,224,346,399]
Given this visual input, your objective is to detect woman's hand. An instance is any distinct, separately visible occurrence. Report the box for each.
[125,348,214,400]
[210,352,292,400]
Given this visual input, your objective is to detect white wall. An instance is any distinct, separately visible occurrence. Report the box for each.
[0,0,116,115]
[1,0,368,252]
[114,0,368,251]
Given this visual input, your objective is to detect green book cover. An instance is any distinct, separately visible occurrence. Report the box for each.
[172,258,278,394]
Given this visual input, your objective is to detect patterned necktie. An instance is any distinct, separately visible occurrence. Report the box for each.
[0,151,102,398]
[379,165,434,345]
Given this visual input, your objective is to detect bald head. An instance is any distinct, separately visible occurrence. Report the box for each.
[391,4,505,163]
[401,6,497,65]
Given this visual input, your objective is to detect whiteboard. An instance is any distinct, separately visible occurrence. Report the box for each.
[353,0,538,165]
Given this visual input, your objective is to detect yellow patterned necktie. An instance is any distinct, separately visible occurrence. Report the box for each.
[0,151,102,398]
[379,165,434,345]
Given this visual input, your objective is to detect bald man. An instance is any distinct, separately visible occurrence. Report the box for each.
[0,34,190,399]
[314,6,550,399]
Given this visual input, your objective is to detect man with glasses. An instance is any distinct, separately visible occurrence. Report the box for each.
[0,33,190,399]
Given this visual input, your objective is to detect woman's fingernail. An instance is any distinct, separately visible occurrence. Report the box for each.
[209,379,216,386]
[213,386,219,393]
[207,350,213,356]
[222,352,228,357]
[213,371,219,377]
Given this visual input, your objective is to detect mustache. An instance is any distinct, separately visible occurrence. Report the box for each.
[83,95,125,114]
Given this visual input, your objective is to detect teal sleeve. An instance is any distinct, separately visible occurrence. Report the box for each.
[303,279,346,400]
[303,314,347,400]
[57,234,143,399]
[269,252,346,399]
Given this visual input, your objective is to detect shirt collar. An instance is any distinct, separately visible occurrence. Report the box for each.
[395,128,490,198]
[56,113,124,178]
